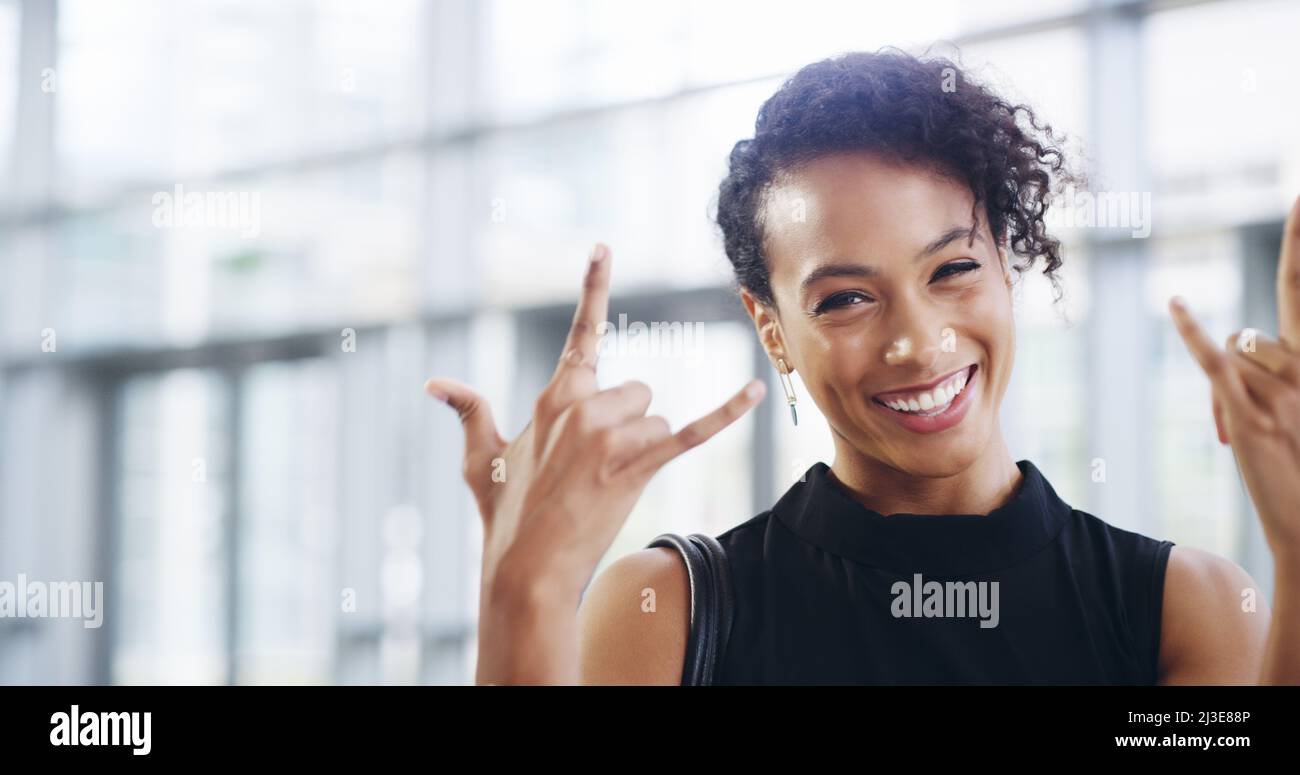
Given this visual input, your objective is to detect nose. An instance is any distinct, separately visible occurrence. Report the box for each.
[881,299,944,371]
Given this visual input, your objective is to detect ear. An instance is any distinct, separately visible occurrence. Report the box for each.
[739,287,791,370]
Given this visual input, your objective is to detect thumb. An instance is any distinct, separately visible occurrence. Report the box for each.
[425,377,506,457]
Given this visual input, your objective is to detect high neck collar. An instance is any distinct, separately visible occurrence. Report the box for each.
[772,460,1071,576]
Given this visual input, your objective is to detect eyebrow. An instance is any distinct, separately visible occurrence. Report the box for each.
[798,225,983,298]
[918,225,981,259]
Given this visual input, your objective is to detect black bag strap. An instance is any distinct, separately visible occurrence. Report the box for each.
[646,532,734,685]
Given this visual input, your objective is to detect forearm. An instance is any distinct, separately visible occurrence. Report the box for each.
[1260,554,1300,685]
[475,573,581,685]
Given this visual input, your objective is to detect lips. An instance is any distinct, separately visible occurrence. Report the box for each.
[872,365,975,413]
[870,364,979,434]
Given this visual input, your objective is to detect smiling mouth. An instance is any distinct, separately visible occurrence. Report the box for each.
[872,365,977,417]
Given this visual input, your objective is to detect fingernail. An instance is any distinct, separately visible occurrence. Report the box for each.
[1238,328,1255,352]
[425,381,448,402]
[1170,295,1187,311]
[590,243,607,263]
[745,380,765,400]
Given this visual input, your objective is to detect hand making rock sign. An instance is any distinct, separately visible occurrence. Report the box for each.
[1168,196,1300,684]
[423,243,766,684]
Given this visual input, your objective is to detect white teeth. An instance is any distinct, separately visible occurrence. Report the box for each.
[879,367,973,416]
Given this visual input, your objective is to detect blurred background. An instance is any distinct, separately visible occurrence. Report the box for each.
[1,0,1298,684]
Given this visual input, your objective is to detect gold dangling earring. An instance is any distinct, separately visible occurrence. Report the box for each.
[777,357,798,426]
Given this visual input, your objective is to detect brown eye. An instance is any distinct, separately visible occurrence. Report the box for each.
[931,260,982,282]
[815,291,871,314]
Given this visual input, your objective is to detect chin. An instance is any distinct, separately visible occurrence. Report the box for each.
[883,441,985,479]
[853,408,995,479]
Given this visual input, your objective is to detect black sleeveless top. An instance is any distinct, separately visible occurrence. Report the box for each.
[710,459,1175,684]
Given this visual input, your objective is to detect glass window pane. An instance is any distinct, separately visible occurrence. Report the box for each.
[1145,233,1244,555]
[483,0,1089,119]
[237,358,339,684]
[34,148,426,354]
[0,0,19,203]
[114,369,228,684]
[473,79,782,307]
[1003,249,1090,507]
[1145,0,1300,224]
[592,319,756,575]
[952,26,1089,154]
[56,0,429,199]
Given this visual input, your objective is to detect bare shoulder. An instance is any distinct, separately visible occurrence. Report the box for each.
[576,546,690,685]
[1158,544,1270,684]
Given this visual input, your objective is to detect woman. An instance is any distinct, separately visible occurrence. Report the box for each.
[425,50,1300,685]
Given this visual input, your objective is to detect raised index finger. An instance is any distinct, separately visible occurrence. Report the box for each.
[556,243,611,372]
[1277,195,1300,348]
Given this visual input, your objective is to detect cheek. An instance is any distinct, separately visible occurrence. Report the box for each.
[824,331,872,370]
[965,281,1015,377]
[811,340,863,403]
[796,329,874,410]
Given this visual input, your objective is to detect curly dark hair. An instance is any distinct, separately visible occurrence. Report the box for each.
[715,48,1078,310]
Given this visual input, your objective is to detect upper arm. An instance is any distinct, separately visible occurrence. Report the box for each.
[1157,545,1270,684]
[576,546,690,685]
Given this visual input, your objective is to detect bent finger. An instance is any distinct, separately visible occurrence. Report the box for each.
[581,379,654,427]
[1228,328,1300,384]
[627,379,766,479]
[1229,348,1289,429]
[607,415,673,472]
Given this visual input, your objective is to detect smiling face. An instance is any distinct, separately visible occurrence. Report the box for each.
[741,150,1016,479]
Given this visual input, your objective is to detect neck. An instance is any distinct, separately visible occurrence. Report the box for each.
[828,428,1022,516]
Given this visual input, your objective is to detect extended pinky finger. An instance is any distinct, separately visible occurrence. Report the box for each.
[607,414,673,472]
[626,379,766,479]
